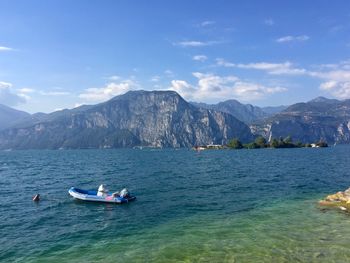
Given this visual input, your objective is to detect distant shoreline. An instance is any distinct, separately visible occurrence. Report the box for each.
[193,136,329,150]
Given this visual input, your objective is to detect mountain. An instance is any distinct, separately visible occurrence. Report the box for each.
[308,96,339,104]
[0,90,253,149]
[0,104,30,130]
[251,97,350,144]
[261,105,288,115]
[191,100,270,124]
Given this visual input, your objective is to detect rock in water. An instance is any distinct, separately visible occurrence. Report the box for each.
[319,187,350,209]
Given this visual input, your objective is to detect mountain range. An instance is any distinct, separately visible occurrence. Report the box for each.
[251,97,350,144]
[0,91,253,149]
[191,100,287,124]
[0,93,349,149]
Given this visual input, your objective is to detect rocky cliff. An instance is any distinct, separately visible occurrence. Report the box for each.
[0,90,253,149]
[251,97,350,144]
[191,100,286,124]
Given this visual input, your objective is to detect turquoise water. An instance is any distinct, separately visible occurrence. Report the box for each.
[1,146,350,262]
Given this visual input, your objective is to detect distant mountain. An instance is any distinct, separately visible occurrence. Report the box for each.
[0,91,253,149]
[191,100,269,124]
[7,104,95,131]
[0,104,30,130]
[251,97,350,144]
[261,105,288,115]
[308,96,339,104]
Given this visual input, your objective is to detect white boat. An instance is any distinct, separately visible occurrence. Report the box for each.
[68,187,136,204]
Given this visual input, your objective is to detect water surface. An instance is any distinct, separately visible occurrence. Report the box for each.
[1,146,350,262]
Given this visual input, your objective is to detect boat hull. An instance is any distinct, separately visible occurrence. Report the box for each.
[68,187,136,204]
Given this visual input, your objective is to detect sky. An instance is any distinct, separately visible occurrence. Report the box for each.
[0,0,350,113]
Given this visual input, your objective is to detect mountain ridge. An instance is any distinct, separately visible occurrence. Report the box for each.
[251,98,350,144]
[0,90,253,149]
[0,104,31,130]
[1,92,349,148]
[190,99,286,124]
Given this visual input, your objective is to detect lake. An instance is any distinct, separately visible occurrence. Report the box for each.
[1,146,350,262]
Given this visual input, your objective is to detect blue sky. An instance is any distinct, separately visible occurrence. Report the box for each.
[0,0,350,113]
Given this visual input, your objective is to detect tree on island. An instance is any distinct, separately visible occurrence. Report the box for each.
[227,135,328,150]
[227,138,243,149]
[270,138,279,148]
[296,141,304,148]
[244,142,259,149]
[270,135,296,148]
[255,136,267,148]
[242,136,267,149]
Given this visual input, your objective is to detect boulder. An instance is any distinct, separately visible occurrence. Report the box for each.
[319,188,350,211]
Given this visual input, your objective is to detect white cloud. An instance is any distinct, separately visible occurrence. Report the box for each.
[108,75,120,81]
[169,80,196,100]
[39,91,71,96]
[150,75,161,82]
[174,40,219,47]
[164,70,175,77]
[0,81,26,106]
[320,81,350,99]
[193,55,208,62]
[18,93,31,101]
[276,35,310,43]
[200,21,215,27]
[319,80,338,91]
[17,88,35,93]
[238,62,307,75]
[310,69,350,82]
[216,57,350,100]
[0,46,14,51]
[15,87,70,99]
[216,58,235,67]
[193,72,238,93]
[169,72,286,102]
[264,18,274,26]
[0,81,13,89]
[310,61,350,99]
[17,88,35,101]
[79,80,138,102]
[233,82,287,100]
[216,58,307,75]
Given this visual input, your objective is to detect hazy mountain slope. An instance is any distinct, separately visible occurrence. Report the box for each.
[0,104,30,130]
[261,105,288,115]
[191,100,269,124]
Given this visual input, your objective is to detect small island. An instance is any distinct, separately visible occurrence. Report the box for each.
[193,136,328,150]
[228,136,328,149]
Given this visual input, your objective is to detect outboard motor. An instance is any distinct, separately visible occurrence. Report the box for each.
[120,188,129,198]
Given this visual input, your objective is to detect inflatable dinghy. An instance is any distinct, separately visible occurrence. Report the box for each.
[68,187,136,204]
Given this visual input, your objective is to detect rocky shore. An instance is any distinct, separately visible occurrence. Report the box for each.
[319,187,350,211]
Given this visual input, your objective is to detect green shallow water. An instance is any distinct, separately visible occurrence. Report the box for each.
[27,198,350,263]
[1,146,350,262]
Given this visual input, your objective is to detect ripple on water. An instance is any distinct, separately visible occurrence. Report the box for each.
[1,147,350,262]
